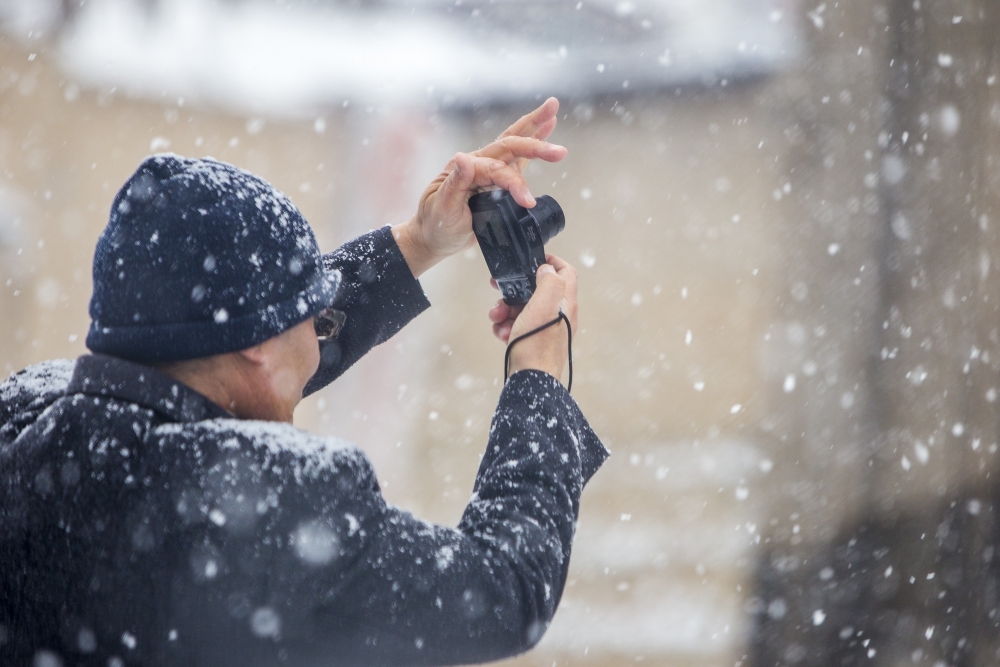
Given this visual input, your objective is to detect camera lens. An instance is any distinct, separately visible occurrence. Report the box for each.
[528,195,565,244]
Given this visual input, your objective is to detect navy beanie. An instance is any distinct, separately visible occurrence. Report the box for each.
[86,154,340,363]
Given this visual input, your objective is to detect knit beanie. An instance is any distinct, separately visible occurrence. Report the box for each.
[86,154,340,363]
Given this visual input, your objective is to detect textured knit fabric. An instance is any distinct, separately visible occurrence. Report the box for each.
[86,154,340,363]
[304,227,430,397]
[0,229,608,667]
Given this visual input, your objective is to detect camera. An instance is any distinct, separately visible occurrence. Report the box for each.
[469,190,565,305]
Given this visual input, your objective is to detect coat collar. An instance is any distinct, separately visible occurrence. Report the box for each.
[67,354,230,423]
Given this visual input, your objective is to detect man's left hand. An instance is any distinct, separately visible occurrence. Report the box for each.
[393,97,568,278]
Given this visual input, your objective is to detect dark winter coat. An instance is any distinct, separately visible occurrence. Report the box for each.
[0,227,608,667]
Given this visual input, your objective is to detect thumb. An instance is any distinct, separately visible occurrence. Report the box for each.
[437,152,476,213]
[512,265,566,336]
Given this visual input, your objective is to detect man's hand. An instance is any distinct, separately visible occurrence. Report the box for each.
[393,97,567,278]
[488,254,578,383]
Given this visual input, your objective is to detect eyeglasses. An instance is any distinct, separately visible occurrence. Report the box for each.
[314,307,347,341]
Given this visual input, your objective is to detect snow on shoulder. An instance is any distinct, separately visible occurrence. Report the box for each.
[155,417,366,482]
[0,359,75,406]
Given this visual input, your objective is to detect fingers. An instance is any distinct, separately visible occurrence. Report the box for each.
[493,320,515,344]
[433,152,477,218]
[512,265,567,336]
[478,134,566,177]
[464,155,536,208]
[501,258,578,381]
[499,97,560,141]
[475,136,567,166]
[487,258,575,344]
[544,253,572,272]
[490,299,522,343]
[488,300,511,324]
[545,253,578,331]
[545,254,577,297]
[479,99,565,177]
[532,117,557,143]
[531,265,568,315]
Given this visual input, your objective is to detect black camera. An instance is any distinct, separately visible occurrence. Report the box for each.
[469,190,565,305]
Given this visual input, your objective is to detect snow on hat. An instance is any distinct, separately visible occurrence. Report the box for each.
[86,153,340,363]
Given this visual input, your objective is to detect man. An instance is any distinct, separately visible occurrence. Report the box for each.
[0,99,607,667]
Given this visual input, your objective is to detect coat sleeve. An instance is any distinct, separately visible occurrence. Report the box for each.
[296,370,609,666]
[303,226,431,396]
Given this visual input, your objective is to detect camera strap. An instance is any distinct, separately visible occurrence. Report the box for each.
[503,310,573,393]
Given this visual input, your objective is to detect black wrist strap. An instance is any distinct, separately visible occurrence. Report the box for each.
[503,311,573,393]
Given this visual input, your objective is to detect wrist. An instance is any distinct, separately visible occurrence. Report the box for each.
[392,217,438,279]
[508,363,563,380]
[507,349,564,382]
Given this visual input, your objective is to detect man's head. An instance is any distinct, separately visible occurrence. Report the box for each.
[87,154,340,420]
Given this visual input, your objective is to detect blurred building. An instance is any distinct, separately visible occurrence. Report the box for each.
[2,0,999,666]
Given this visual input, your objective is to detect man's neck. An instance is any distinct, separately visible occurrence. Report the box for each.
[153,355,293,423]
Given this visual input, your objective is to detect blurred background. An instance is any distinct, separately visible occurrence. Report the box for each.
[2,0,1000,665]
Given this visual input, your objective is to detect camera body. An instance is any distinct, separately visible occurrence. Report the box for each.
[469,190,565,305]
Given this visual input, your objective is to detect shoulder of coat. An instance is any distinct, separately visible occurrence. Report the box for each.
[152,417,370,480]
[1,358,75,404]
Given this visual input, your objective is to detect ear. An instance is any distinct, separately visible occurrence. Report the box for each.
[236,341,269,367]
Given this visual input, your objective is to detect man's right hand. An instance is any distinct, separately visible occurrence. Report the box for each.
[488,254,578,383]
[393,98,567,279]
